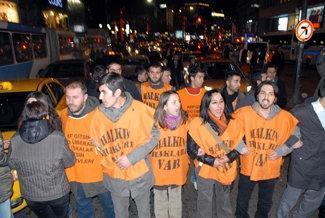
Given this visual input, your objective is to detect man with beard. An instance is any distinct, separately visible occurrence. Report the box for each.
[140,63,172,108]
[59,81,115,218]
[107,62,142,101]
[220,81,301,218]
[221,71,245,116]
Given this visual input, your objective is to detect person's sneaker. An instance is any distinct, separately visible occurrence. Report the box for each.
[193,181,197,190]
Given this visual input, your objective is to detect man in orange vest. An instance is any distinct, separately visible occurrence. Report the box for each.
[140,63,172,108]
[178,65,206,119]
[59,81,114,218]
[221,81,301,218]
[90,73,160,218]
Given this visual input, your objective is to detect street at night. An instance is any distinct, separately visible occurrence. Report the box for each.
[0,0,324,218]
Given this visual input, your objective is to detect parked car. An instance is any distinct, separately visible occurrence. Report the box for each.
[199,58,251,93]
[121,55,150,79]
[0,78,67,213]
[38,59,88,85]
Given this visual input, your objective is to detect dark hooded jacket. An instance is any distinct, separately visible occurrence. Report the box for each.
[288,97,325,190]
[9,119,75,201]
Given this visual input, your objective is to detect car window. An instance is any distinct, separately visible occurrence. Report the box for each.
[41,85,56,106]
[0,92,29,131]
[47,82,64,103]
[204,62,228,80]
[49,63,84,78]
[204,62,242,80]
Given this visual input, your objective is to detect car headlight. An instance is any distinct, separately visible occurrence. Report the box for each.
[246,85,252,92]
[204,86,213,91]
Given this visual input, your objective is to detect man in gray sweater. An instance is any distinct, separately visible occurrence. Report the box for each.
[90,73,160,218]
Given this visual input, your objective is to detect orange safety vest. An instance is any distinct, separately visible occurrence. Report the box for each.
[188,117,237,185]
[221,106,298,181]
[178,88,205,119]
[59,108,104,183]
[150,123,189,186]
[90,100,155,181]
[141,82,171,109]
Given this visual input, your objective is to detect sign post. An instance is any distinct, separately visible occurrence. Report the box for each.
[292,0,312,105]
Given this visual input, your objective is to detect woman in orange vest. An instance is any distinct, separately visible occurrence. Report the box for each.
[150,91,189,218]
[187,89,239,218]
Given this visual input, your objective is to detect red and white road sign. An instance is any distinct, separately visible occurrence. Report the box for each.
[295,19,314,42]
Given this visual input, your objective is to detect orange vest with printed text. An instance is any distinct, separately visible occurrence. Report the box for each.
[221,106,298,181]
[59,108,104,183]
[188,117,237,185]
[141,82,171,109]
[178,88,205,119]
[150,123,189,186]
[90,100,155,181]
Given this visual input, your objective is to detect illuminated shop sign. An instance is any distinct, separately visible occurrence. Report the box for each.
[48,0,63,8]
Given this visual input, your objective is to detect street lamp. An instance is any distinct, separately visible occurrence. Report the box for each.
[99,23,103,28]
[146,0,153,3]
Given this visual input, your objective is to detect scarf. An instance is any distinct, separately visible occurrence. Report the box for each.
[164,113,182,130]
[207,109,227,134]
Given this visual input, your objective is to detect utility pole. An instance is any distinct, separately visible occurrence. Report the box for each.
[293,0,308,104]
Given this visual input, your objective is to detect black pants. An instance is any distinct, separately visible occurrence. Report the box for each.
[235,174,277,218]
[26,193,70,218]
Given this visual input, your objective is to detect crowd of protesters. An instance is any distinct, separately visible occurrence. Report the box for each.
[0,50,324,218]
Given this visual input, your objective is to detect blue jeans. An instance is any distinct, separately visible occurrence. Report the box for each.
[0,199,13,218]
[76,184,115,218]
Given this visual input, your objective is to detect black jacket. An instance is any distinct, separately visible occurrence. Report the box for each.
[288,97,325,190]
[276,79,287,109]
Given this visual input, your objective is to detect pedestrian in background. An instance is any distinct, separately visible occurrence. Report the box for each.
[59,81,115,218]
[187,89,239,217]
[0,131,13,218]
[140,63,172,108]
[266,63,287,108]
[107,62,142,101]
[9,101,75,218]
[151,91,189,218]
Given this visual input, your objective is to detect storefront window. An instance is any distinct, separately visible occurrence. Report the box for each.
[0,32,14,66]
[42,10,68,30]
[32,34,47,58]
[0,1,19,23]
[12,33,33,63]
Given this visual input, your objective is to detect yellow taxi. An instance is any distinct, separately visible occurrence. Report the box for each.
[0,78,66,213]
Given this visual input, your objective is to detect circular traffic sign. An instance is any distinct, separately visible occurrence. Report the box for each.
[295,19,314,42]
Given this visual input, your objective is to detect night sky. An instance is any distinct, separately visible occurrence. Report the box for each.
[84,0,236,28]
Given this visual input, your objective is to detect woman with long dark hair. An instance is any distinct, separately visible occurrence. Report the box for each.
[187,89,240,217]
[24,91,62,131]
[9,101,75,218]
[150,90,189,218]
